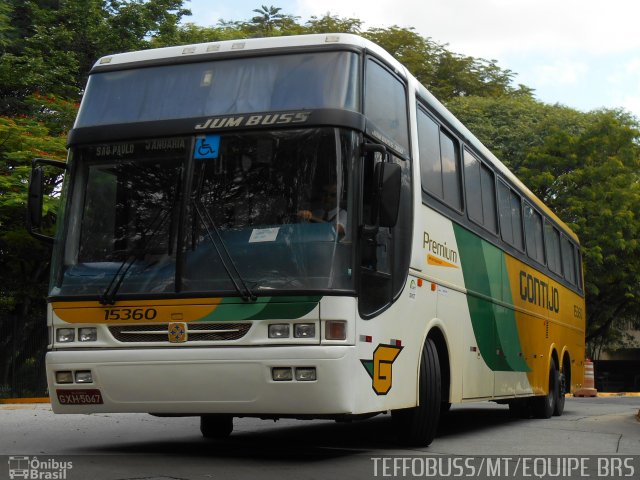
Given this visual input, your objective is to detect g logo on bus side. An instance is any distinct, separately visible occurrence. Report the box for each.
[361,344,403,395]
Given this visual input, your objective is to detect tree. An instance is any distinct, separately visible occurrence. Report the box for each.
[0,114,67,396]
[0,0,191,116]
[304,13,362,34]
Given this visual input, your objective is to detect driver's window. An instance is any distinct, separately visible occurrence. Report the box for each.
[359,149,393,315]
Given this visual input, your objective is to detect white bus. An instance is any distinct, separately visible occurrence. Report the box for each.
[29,34,586,446]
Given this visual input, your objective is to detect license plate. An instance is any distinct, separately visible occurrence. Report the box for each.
[56,389,104,405]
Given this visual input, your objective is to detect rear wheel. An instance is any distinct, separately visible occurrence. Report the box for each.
[532,359,558,419]
[554,370,566,416]
[392,338,441,446]
[200,415,233,439]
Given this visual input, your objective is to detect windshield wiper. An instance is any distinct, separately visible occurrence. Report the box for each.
[99,208,171,305]
[192,199,257,302]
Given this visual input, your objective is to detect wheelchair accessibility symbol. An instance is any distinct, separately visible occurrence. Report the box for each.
[194,134,221,159]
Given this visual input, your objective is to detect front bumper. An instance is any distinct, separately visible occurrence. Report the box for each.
[47,346,356,416]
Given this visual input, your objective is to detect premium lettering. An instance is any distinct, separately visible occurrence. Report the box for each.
[423,232,458,264]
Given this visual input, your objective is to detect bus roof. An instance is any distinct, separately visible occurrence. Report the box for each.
[93,33,579,244]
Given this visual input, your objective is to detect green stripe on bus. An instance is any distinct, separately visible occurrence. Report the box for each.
[453,225,529,372]
[195,296,321,321]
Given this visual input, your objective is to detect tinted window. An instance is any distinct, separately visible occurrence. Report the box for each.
[417,107,462,210]
[524,203,545,264]
[417,110,443,198]
[365,59,409,153]
[440,132,462,210]
[78,52,360,127]
[497,181,523,250]
[574,247,582,289]
[545,221,562,275]
[464,150,496,232]
[561,235,577,285]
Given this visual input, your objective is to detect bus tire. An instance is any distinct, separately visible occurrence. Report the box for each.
[391,337,441,446]
[554,370,566,416]
[532,359,558,419]
[200,415,233,439]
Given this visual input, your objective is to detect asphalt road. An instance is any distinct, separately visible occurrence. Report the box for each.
[1,396,639,479]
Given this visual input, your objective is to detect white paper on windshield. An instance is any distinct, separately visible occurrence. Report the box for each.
[248,227,279,243]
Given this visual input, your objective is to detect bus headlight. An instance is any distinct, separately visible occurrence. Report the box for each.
[294,323,315,338]
[78,328,97,342]
[56,328,75,343]
[268,324,290,338]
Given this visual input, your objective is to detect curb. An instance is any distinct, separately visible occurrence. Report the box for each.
[0,398,50,404]
[566,392,640,398]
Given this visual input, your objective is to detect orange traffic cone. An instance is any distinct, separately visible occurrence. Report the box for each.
[574,359,598,397]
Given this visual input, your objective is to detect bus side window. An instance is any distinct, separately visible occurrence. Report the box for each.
[561,235,577,285]
[364,59,409,154]
[545,221,562,276]
[497,181,524,251]
[417,107,462,211]
[523,202,545,265]
[464,149,497,233]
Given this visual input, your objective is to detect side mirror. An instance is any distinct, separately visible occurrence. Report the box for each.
[27,158,67,243]
[375,162,401,228]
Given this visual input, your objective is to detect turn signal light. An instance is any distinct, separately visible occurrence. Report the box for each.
[325,321,347,340]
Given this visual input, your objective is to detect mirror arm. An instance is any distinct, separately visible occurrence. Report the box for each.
[362,142,388,160]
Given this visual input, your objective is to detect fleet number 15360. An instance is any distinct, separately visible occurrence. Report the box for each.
[103,308,157,321]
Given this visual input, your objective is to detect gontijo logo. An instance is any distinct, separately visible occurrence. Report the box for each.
[519,271,560,313]
[361,344,403,395]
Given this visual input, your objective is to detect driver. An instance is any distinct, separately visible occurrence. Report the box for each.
[297,184,347,237]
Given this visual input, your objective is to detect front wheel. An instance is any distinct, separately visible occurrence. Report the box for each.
[392,337,441,446]
[200,415,233,439]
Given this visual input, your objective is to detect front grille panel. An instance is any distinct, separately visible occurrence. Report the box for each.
[109,322,251,343]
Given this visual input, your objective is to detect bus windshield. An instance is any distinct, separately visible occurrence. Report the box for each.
[75,51,359,127]
[50,128,357,299]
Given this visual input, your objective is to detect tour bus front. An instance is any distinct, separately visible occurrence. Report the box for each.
[39,39,406,418]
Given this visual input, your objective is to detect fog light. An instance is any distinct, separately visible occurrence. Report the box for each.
[268,324,290,339]
[56,328,75,343]
[294,323,315,338]
[75,371,93,383]
[272,367,293,381]
[78,327,97,342]
[55,371,73,384]
[295,367,317,381]
[325,321,347,340]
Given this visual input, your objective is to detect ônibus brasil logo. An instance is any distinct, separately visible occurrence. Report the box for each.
[8,456,73,479]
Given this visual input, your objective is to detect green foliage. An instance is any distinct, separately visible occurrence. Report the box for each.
[0,0,191,115]
[0,115,67,394]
